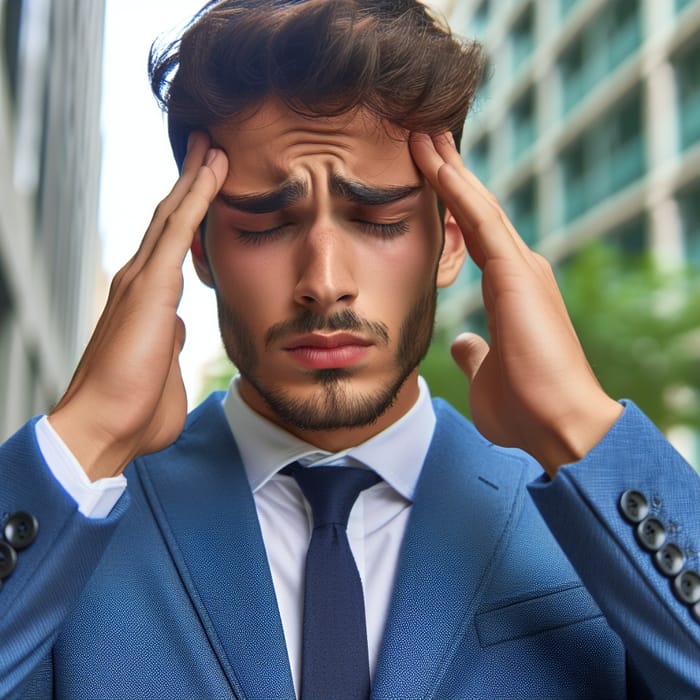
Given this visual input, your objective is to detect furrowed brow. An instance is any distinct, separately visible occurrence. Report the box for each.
[330,174,423,206]
[217,180,308,214]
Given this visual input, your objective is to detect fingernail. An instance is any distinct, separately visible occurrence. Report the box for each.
[205,149,217,166]
[187,131,198,150]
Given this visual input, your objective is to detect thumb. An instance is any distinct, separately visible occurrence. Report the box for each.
[450,332,489,383]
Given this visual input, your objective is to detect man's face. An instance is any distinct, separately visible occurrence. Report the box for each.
[200,100,462,448]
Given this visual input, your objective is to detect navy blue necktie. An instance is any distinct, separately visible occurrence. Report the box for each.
[285,463,381,700]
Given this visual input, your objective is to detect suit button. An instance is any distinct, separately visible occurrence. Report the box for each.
[693,601,700,625]
[0,541,18,579]
[635,517,666,552]
[619,490,649,523]
[654,543,685,577]
[673,570,700,605]
[4,512,38,550]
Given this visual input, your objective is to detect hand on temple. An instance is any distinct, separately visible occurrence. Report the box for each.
[48,133,228,481]
[410,132,623,476]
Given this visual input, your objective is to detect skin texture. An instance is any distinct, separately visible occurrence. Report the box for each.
[49,101,621,480]
[197,103,464,451]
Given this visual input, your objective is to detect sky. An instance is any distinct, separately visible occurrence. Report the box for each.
[100,0,223,406]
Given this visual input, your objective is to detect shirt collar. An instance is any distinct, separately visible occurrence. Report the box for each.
[222,376,436,502]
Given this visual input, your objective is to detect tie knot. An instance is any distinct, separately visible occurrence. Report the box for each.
[285,464,380,528]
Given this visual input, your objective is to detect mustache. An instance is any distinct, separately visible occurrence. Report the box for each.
[265,309,390,348]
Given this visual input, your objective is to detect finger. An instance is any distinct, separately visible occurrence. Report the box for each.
[149,148,228,270]
[450,332,490,383]
[411,134,519,264]
[431,133,537,261]
[134,132,213,264]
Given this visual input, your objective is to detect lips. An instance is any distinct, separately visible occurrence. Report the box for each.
[283,333,373,369]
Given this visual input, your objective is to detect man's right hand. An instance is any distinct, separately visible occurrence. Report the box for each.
[48,133,228,481]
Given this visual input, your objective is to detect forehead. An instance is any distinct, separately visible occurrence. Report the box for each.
[209,100,419,193]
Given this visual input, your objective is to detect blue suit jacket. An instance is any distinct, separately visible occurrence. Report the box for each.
[1,395,699,698]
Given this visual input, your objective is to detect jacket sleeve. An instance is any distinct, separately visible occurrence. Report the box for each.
[0,418,129,697]
[528,401,700,697]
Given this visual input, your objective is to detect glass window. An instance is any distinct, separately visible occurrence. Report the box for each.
[678,182,700,267]
[510,4,535,71]
[560,90,645,223]
[2,0,23,104]
[466,135,491,186]
[607,216,647,256]
[557,0,641,114]
[506,180,538,245]
[471,0,490,38]
[510,89,536,160]
[675,41,700,151]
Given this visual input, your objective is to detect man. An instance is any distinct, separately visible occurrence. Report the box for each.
[1,1,699,697]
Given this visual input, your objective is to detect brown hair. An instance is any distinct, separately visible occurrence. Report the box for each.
[149,0,485,169]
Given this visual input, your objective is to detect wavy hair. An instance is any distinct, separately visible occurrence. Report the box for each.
[149,0,485,168]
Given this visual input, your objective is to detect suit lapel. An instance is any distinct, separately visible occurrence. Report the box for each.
[136,394,295,700]
[372,400,527,699]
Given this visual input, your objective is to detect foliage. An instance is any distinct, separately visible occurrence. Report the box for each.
[419,330,471,416]
[557,243,700,432]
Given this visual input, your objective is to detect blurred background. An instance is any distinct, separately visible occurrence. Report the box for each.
[0,0,699,468]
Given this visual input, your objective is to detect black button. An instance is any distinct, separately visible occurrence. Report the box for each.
[4,512,38,550]
[0,541,17,580]
[673,570,700,605]
[692,601,700,625]
[654,543,685,577]
[636,517,666,552]
[619,490,649,523]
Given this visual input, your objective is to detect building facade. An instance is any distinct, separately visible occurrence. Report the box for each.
[439,0,700,328]
[0,0,105,438]
[432,0,700,460]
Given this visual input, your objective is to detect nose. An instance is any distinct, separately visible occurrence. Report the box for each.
[293,220,358,313]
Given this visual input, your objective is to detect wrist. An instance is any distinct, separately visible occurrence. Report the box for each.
[535,396,623,478]
[48,401,137,481]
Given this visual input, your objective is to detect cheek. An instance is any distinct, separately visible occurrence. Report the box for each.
[204,225,290,313]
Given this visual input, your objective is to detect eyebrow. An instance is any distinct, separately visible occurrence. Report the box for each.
[217,180,308,214]
[329,174,423,206]
[217,174,423,214]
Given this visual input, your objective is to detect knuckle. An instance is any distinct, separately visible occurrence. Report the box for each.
[533,252,551,269]
[152,200,170,223]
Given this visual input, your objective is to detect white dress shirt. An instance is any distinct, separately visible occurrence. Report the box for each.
[36,376,437,696]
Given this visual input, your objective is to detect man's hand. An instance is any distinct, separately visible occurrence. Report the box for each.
[410,132,622,477]
[49,133,227,481]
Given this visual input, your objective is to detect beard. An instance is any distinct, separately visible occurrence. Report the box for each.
[216,288,437,432]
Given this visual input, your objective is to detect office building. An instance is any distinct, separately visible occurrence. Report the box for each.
[0,0,105,438]
[438,0,700,330]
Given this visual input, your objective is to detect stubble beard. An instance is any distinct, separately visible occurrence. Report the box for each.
[216,288,437,432]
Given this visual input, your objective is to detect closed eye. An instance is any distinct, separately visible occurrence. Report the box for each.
[356,220,409,238]
[235,223,293,245]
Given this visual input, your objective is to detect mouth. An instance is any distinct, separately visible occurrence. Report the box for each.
[283,333,374,370]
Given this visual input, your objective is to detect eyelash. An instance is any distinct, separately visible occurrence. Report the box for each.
[357,220,409,238]
[234,219,409,245]
[235,224,290,245]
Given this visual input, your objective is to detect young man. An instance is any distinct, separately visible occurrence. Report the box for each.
[1,1,699,697]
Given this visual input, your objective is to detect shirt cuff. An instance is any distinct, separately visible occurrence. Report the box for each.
[35,416,127,518]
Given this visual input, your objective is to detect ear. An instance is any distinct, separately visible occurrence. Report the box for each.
[436,210,466,288]
[191,230,215,288]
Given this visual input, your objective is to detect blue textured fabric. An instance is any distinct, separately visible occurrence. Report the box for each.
[1,395,699,698]
[286,464,380,700]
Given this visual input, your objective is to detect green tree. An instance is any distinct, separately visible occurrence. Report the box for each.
[557,243,700,433]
